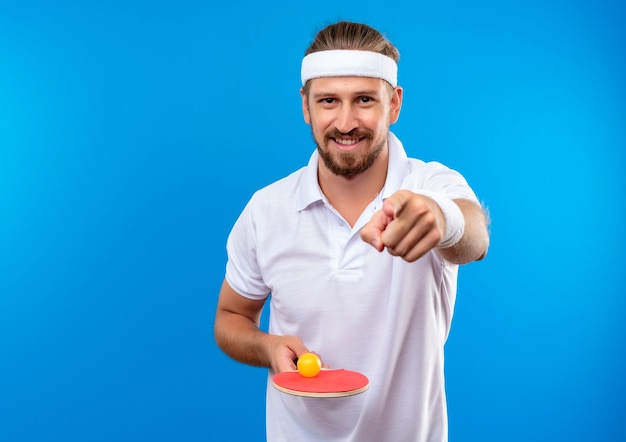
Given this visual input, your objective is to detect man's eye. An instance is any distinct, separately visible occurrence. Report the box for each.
[321,98,334,104]
[360,97,372,103]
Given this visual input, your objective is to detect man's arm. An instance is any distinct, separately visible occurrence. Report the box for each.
[213,280,310,373]
[437,198,490,264]
[360,190,489,264]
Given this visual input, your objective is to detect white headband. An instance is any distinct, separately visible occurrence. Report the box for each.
[301,49,397,87]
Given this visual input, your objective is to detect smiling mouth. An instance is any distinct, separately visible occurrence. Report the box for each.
[334,138,361,146]
[327,129,370,148]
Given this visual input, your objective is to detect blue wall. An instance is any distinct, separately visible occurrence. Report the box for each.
[1,1,624,440]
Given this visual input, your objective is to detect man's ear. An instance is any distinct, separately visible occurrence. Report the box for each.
[300,88,311,124]
[390,86,403,124]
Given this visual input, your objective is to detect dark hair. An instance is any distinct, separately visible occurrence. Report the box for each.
[305,21,399,61]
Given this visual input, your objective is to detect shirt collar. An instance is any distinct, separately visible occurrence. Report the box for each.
[297,131,410,211]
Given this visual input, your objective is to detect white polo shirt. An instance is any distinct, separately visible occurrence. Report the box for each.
[225,132,478,442]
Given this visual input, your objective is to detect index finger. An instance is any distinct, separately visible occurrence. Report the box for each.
[382,190,413,218]
[360,209,392,251]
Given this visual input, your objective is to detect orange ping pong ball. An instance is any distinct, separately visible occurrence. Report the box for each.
[297,352,322,377]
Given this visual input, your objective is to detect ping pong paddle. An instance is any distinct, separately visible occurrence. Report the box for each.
[272,369,369,398]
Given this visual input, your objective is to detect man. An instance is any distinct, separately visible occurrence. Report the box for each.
[214,21,490,441]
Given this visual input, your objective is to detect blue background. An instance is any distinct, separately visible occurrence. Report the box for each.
[1,1,624,440]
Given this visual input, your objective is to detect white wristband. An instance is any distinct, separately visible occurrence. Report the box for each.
[414,190,465,248]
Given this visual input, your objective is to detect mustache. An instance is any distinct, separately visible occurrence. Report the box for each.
[325,129,372,140]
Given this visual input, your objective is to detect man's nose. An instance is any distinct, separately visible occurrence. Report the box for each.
[334,104,358,134]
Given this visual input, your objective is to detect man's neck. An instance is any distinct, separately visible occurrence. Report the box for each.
[318,150,388,227]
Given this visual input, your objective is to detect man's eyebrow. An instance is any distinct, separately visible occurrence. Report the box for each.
[310,92,334,99]
[311,89,380,99]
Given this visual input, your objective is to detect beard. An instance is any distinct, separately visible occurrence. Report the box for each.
[313,128,386,178]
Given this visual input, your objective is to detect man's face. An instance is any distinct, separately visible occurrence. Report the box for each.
[301,76,403,178]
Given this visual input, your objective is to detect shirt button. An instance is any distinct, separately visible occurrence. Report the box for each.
[338,220,345,226]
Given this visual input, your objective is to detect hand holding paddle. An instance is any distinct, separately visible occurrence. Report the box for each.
[273,352,369,398]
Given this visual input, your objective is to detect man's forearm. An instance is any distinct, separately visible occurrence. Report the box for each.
[437,199,490,264]
[214,310,272,368]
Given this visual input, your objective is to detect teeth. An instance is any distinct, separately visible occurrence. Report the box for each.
[335,138,359,145]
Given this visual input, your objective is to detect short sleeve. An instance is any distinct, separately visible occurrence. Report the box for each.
[224,196,271,300]
[401,160,479,202]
